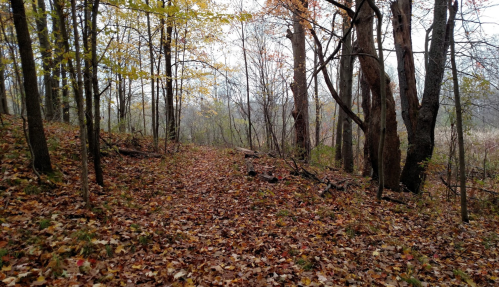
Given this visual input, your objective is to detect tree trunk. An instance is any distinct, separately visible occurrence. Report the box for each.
[138,38,147,135]
[62,62,69,123]
[447,0,467,222]
[50,2,62,121]
[286,0,310,161]
[0,46,8,114]
[400,0,455,193]
[334,108,343,164]
[355,0,401,191]
[117,73,126,132]
[360,72,371,176]
[339,6,354,173]
[146,0,157,149]
[91,0,103,186]
[164,0,175,141]
[31,0,53,121]
[55,0,90,205]
[313,5,320,148]
[10,0,53,173]
[391,0,418,145]
[83,0,94,154]
[241,19,252,150]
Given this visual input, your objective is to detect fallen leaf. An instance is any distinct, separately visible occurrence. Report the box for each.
[174,269,187,279]
[115,245,125,254]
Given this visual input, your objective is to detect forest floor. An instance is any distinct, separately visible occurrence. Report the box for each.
[0,115,498,286]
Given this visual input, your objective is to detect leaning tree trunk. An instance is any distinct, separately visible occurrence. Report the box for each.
[286,0,310,161]
[10,0,53,173]
[400,0,455,193]
[355,0,401,191]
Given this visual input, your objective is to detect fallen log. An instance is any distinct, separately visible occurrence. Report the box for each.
[236,147,260,158]
[245,159,257,176]
[117,148,162,158]
[259,173,278,183]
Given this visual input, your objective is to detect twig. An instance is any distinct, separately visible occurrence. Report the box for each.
[440,176,458,195]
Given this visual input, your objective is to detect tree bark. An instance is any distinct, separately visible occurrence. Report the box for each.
[10,0,53,173]
[55,0,90,205]
[355,0,400,191]
[286,0,310,161]
[360,72,371,176]
[83,0,94,155]
[62,62,70,123]
[391,0,418,144]
[400,0,455,193]
[241,17,253,150]
[164,0,175,141]
[339,5,354,173]
[31,0,53,121]
[0,46,8,114]
[51,9,62,121]
[146,0,157,149]
[91,0,103,186]
[447,0,467,222]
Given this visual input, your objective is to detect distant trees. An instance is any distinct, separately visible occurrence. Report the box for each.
[1,0,498,206]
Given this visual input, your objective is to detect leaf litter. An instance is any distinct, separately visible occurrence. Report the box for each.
[0,116,498,286]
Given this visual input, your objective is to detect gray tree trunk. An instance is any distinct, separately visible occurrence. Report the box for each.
[448,0,467,222]
[339,6,354,173]
[286,0,310,161]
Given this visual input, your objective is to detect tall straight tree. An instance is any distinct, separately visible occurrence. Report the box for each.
[83,0,94,155]
[0,45,8,114]
[31,0,54,120]
[447,0,467,222]
[240,10,252,150]
[146,0,158,149]
[286,0,310,160]
[54,0,90,205]
[339,2,354,173]
[164,0,175,140]
[10,0,53,173]
[50,4,63,121]
[91,0,103,186]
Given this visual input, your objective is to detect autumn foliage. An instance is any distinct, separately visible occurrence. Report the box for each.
[0,115,498,286]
